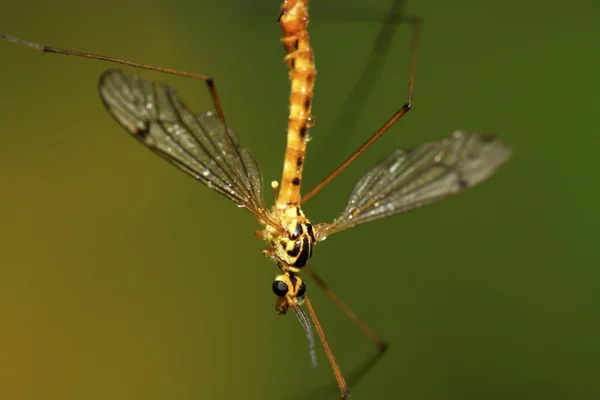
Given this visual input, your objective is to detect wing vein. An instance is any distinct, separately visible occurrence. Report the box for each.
[317,131,511,237]
[98,69,277,225]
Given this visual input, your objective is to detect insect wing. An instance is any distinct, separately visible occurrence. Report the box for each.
[318,131,511,236]
[99,69,268,218]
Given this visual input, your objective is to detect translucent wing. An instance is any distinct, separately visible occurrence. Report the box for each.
[315,131,511,238]
[99,69,272,222]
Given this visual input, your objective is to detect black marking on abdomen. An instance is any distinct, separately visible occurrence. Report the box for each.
[299,124,307,138]
[296,157,303,168]
[292,177,301,186]
[291,222,302,239]
[287,239,301,257]
[306,223,315,242]
[294,236,311,267]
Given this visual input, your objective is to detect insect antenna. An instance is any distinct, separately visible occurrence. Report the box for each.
[292,304,318,368]
[304,295,350,400]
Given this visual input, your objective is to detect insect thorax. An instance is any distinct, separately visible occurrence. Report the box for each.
[264,206,316,272]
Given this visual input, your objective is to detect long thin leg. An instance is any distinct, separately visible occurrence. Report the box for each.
[0,34,226,123]
[301,14,421,204]
[314,0,408,169]
[303,295,350,400]
[305,266,387,352]
[299,266,388,400]
[0,34,262,218]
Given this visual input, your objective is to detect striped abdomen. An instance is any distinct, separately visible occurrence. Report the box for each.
[276,0,316,208]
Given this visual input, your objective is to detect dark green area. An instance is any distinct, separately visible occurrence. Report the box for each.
[0,0,598,399]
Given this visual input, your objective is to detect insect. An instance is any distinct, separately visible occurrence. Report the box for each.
[1,0,511,398]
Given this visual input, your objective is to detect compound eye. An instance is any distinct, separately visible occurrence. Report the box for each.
[272,280,289,297]
[296,281,306,298]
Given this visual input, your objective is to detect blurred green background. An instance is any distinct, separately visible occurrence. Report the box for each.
[1,0,598,399]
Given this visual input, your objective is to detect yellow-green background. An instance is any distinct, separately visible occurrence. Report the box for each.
[1,0,598,399]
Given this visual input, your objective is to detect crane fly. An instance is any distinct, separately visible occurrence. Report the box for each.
[1,0,511,398]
